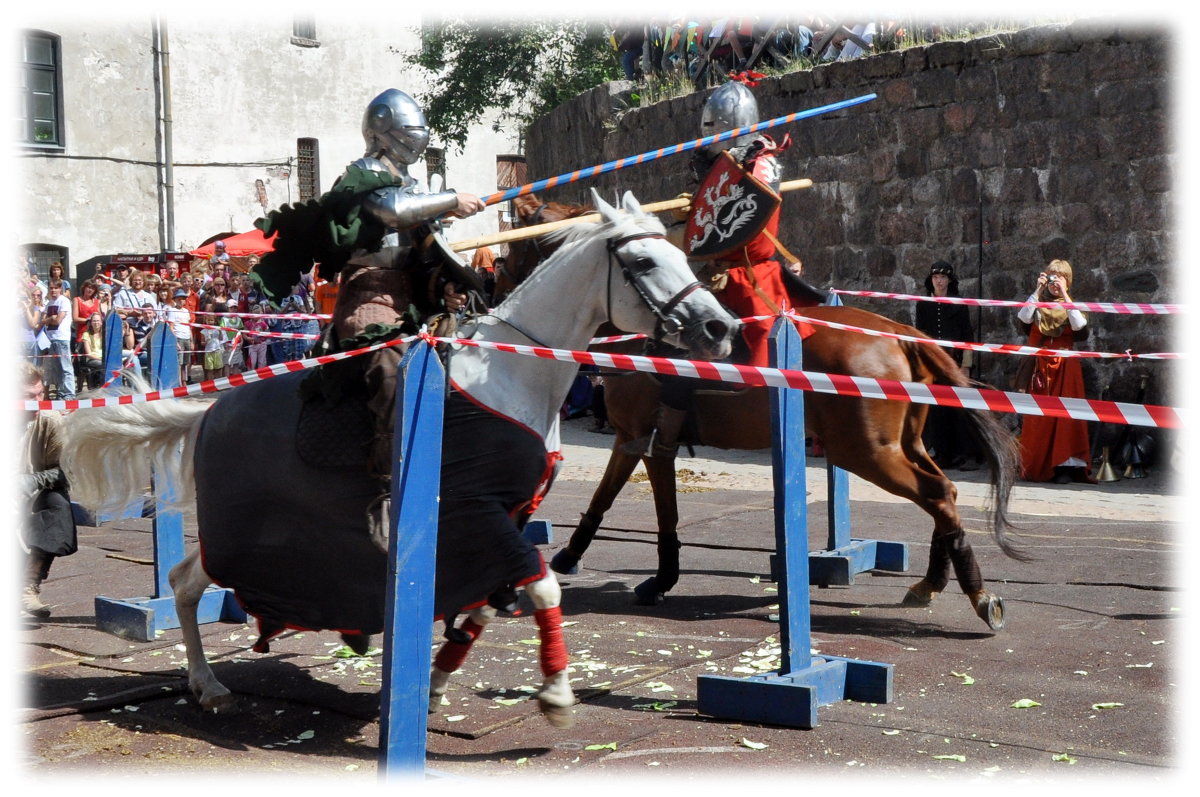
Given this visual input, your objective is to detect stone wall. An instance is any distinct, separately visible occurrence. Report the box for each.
[526,20,1176,414]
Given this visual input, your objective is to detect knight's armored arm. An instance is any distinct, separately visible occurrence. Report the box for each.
[362,187,460,230]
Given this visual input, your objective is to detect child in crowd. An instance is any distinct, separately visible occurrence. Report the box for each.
[215,301,244,375]
[200,303,226,380]
[245,302,270,370]
[167,289,193,384]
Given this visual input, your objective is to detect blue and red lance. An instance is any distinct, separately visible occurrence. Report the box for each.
[479,93,877,207]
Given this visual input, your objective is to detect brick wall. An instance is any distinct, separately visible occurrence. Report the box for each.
[526,21,1175,415]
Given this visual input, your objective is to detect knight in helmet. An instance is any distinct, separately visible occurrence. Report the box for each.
[253,88,486,527]
[627,78,828,458]
[330,89,485,451]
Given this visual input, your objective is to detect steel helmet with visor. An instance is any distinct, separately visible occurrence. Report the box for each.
[700,81,759,156]
[362,88,430,166]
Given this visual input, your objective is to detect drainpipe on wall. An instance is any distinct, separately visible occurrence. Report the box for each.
[153,17,176,251]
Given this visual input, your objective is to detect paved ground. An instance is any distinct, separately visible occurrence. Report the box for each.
[15,415,1188,792]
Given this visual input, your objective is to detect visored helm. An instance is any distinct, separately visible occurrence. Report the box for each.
[362,88,430,165]
[700,81,759,156]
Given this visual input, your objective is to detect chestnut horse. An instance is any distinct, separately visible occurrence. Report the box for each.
[505,194,1025,631]
[494,194,594,303]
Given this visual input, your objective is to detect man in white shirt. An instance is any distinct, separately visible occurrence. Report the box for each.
[111,267,156,319]
[41,280,75,399]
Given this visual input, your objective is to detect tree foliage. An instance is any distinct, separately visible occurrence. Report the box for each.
[405,19,620,152]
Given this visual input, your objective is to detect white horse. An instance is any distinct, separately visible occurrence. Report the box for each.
[62,190,739,728]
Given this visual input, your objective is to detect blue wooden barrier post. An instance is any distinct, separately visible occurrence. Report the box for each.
[94,321,245,641]
[378,341,446,779]
[100,310,125,383]
[807,293,909,585]
[696,317,894,728]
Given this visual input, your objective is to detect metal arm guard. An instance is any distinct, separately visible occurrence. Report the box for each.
[363,187,460,230]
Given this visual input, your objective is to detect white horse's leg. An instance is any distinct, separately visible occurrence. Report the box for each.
[524,571,575,728]
[168,550,234,713]
[428,604,498,714]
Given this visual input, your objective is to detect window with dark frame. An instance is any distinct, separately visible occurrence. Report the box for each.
[297,138,320,202]
[291,17,318,47]
[425,146,446,191]
[20,31,63,148]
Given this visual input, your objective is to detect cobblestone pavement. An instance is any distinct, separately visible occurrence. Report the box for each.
[16,416,1187,794]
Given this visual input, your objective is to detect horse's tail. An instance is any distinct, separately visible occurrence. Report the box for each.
[907,340,1029,562]
[61,372,214,516]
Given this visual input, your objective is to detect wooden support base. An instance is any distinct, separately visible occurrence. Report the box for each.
[697,655,893,729]
[94,587,246,642]
[769,538,910,586]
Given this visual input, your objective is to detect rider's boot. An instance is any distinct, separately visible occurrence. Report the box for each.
[21,550,52,620]
[362,348,402,552]
[621,404,688,459]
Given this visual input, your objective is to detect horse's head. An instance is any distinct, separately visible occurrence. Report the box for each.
[592,189,738,361]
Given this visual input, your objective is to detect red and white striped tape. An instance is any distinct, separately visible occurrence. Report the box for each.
[435,336,1183,429]
[588,313,1183,360]
[22,335,416,412]
[189,321,320,341]
[23,331,1182,429]
[750,313,1182,360]
[204,309,331,321]
[830,288,1183,315]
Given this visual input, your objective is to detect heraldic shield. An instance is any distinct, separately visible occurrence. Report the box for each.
[684,151,782,260]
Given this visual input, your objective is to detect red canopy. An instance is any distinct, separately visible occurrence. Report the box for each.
[190,228,277,257]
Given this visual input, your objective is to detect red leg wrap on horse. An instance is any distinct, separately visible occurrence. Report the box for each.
[433,618,486,673]
[534,606,569,675]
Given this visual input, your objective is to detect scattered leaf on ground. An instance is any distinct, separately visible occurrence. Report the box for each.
[1052,752,1077,764]
[585,742,618,751]
[739,738,768,750]
[1091,702,1124,710]
[933,754,966,762]
[950,671,976,685]
[1011,698,1041,709]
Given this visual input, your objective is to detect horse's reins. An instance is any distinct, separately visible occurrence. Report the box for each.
[606,232,705,342]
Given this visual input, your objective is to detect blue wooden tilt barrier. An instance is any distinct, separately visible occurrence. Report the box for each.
[93,319,245,642]
[696,316,895,728]
[780,294,909,586]
[377,342,445,778]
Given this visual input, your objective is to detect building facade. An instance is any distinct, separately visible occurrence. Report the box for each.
[16,14,521,282]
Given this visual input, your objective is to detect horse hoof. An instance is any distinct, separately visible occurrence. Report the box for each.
[975,594,1005,631]
[901,587,935,608]
[549,549,580,575]
[199,691,237,715]
[633,577,665,606]
[340,632,372,655]
[539,700,575,729]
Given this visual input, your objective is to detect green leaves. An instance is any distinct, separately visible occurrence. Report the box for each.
[404,20,622,152]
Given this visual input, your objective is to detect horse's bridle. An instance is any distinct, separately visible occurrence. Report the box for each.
[606,232,706,343]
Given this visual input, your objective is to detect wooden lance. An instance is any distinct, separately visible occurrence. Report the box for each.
[451,179,814,253]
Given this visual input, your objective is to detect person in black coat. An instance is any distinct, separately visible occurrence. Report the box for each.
[914,262,981,470]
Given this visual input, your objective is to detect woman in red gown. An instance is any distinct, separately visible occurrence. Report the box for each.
[1015,259,1096,483]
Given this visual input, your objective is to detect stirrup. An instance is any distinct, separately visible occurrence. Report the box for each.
[366,493,391,552]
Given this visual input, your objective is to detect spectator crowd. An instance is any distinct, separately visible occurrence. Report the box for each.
[609,16,949,84]
[17,250,326,398]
